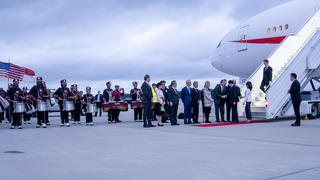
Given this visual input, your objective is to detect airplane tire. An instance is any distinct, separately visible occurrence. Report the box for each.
[307,104,318,119]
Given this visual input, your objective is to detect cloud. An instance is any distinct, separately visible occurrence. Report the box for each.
[0,0,289,92]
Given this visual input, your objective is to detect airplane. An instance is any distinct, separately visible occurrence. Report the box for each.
[211,0,320,79]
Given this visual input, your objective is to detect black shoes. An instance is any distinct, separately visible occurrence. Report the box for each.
[291,123,300,126]
[205,121,212,123]
[171,123,180,126]
[149,124,156,127]
[157,123,164,127]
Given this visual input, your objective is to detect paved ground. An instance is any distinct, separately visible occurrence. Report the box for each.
[0,109,319,180]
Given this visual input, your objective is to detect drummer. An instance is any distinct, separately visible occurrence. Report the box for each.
[5,83,13,123]
[112,85,124,123]
[7,79,23,129]
[82,86,96,126]
[71,84,82,124]
[54,79,74,127]
[29,77,49,128]
[42,81,50,125]
[130,81,143,122]
[22,87,33,125]
[103,81,114,123]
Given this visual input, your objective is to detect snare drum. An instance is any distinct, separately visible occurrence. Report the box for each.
[131,101,143,109]
[115,101,128,111]
[13,102,25,113]
[86,103,97,114]
[63,101,75,111]
[103,102,115,112]
[36,100,48,112]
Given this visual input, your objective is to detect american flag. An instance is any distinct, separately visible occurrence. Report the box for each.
[0,62,35,81]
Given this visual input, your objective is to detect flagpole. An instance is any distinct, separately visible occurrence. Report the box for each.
[7,57,10,87]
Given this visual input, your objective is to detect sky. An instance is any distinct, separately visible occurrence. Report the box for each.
[0,0,290,92]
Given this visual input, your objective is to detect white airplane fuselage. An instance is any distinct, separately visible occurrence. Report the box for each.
[211,0,320,78]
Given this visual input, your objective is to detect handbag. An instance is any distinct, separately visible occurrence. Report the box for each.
[160,105,165,112]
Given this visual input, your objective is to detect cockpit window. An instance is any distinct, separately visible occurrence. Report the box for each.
[216,40,222,48]
[285,24,289,30]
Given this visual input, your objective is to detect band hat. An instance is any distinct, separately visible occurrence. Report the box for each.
[36,77,43,81]
[60,79,67,84]
[23,87,28,90]
[86,86,91,90]
[132,81,137,85]
[106,81,111,85]
[13,79,19,83]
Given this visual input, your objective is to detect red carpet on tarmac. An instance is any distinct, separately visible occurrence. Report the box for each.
[191,121,263,127]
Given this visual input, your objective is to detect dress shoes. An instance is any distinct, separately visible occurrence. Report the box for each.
[291,123,300,126]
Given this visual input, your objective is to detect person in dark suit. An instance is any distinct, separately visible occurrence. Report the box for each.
[260,59,273,93]
[191,81,200,124]
[168,81,179,126]
[95,90,103,117]
[141,74,155,128]
[225,82,233,122]
[288,73,302,126]
[213,79,227,122]
[229,80,241,123]
[181,80,193,124]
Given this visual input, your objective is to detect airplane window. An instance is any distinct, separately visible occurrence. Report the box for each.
[285,24,289,30]
[267,28,271,33]
[216,40,222,48]
[279,25,283,31]
[273,27,276,32]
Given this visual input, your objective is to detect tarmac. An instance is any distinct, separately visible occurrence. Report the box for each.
[0,109,320,180]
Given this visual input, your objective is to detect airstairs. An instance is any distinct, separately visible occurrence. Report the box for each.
[240,9,320,119]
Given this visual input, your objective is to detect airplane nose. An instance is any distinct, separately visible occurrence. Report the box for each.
[211,55,223,70]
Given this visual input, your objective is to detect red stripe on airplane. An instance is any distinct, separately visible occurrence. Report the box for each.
[230,36,286,44]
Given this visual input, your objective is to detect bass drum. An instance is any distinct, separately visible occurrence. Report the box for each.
[103,102,115,112]
[86,103,97,114]
[131,101,143,109]
[63,101,75,111]
[115,101,128,112]
[13,102,25,113]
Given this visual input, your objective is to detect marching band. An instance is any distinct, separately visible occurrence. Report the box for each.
[0,75,180,129]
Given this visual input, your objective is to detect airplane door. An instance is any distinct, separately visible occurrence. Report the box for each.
[238,25,249,52]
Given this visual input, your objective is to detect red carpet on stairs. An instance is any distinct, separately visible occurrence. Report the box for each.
[191,121,263,127]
